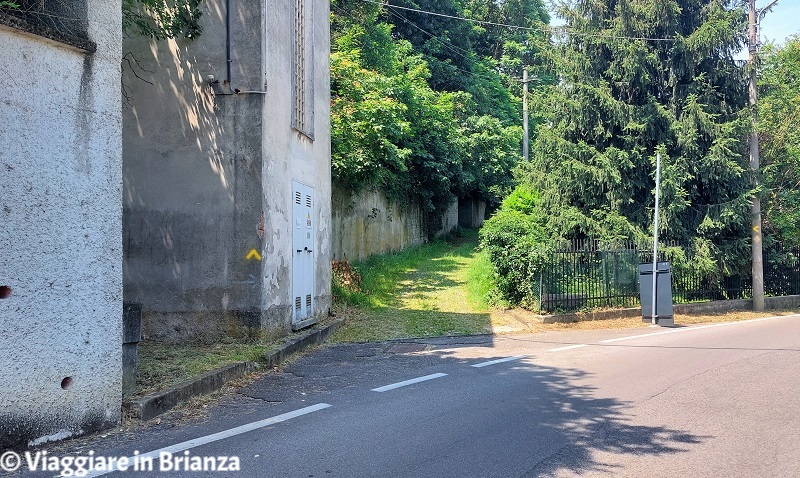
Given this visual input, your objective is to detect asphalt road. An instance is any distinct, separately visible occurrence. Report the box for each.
[12,313,800,477]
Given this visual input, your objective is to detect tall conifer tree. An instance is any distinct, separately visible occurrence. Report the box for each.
[526,0,750,269]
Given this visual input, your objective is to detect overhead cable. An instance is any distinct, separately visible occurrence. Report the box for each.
[359,0,677,42]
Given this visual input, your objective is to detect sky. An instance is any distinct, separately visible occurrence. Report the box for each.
[759,1,800,46]
[547,1,800,49]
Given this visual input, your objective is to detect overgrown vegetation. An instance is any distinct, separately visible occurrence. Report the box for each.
[331,231,498,342]
[479,0,757,307]
[479,185,553,307]
[329,230,799,342]
[123,0,203,39]
[330,0,548,236]
[135,342,265,397]
[759,37,800,249]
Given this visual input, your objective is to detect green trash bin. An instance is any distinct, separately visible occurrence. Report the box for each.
[638,261,674,327]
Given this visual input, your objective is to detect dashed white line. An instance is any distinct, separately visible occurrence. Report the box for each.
[471,355,526,368]
[548,344,590,352]
[372,373,448,392]
[547,313,800,353]
[79,403,332,478]
[599,313,800,344]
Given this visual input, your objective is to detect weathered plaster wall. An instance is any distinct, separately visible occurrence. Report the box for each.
[123,0,332,341]
[123,2,266,342]
[263,0,333,331]
[438,199,460,236]
[331,188,427,262]
[0,0,122,448]
[331,187,459,261]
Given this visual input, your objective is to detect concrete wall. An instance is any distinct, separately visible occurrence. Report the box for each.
[332,188,427,261]
[331,188,460,261]
[672,295,800,315]
[263,0,333,327]
[439,198,460,236]
[458,197,486,229]
[765,294,800,310]
[544,296,800,324]
[0,0,123,448]
[123,0,331,342]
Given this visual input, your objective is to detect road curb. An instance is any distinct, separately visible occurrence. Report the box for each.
[542,308,641,324]
[128,362,259,421]
[540,296,800,324]
[128,319,345,421]
[264,318,345,369]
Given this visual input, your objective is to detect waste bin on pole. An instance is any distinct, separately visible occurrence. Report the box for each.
[639,261,674,327]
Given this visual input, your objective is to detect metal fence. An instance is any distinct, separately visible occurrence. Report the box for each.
[764,246,800,297]
[537,240,800,313]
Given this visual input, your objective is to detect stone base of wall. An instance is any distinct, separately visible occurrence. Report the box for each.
[140,295,333,343]
[142,310,266,343]
[544,295,800,324]
[764,295,800,310]
[543,307,642,324]
[672,300,752,315]
[0,410,117,450]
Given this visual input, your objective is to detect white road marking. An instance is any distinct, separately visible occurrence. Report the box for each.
[548,344,590,352]
[546,313,800,353]
[79,403,332,478]
[372,373,448,392]
[471,355,526,368]
[599,313,800,344]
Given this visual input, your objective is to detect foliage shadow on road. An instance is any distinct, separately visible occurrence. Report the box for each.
[236,340,709,476]
[421,347,710,476]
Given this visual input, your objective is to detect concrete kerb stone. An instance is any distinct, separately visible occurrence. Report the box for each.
[540,295,800,324]
[264,319,345,369]
[542,307,641,324]
[128,319,345,421]
[128,362,258,422]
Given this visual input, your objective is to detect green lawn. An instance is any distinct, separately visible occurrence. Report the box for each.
[331,230,498,342]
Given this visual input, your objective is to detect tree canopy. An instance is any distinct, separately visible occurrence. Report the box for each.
[759,37,800,248]
[123,0,203,39]
[330,0,549,235]
[478,0,760,306]
[521,0,750,257]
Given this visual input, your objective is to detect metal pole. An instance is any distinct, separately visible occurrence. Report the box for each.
[539,270,543,312]
[651,152,661,325]
[523,69,529,162]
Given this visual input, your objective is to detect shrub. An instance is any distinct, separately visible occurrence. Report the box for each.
[479,186,553,308]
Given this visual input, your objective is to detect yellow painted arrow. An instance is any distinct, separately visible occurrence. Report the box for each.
[246,249,262,261]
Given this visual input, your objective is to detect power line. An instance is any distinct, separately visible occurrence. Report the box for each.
[384,7,512,84]
[358,0,677,42]
[386,6,474,58]
[334,2,522,85]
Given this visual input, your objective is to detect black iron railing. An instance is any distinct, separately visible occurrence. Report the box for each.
[537,240,797,313]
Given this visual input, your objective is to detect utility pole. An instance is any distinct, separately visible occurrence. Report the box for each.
[748,0,778,311]
[651,152,662,325]
[522,69,529,161]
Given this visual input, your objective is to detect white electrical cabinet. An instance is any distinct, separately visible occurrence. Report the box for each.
[292,181,315,326]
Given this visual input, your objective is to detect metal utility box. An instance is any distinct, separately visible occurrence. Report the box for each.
[292,181,316,329]
[638,261,674,326]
